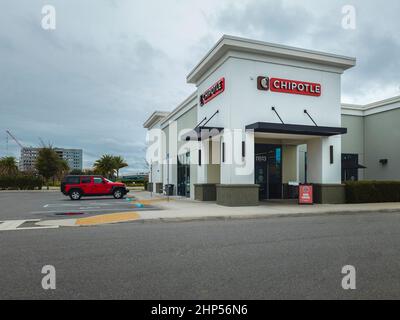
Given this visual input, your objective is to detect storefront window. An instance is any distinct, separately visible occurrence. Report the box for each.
[342,154,359,181]
[177,152,190,197]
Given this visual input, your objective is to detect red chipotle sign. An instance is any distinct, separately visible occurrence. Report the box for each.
[200,78,225,106]
[257,76,321,97]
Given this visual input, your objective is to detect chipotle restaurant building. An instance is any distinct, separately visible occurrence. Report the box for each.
[144,35,357,206]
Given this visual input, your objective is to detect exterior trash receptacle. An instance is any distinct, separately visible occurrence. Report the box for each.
[288,185,299,199]
[165,184,174,196]
[287,182,299,199]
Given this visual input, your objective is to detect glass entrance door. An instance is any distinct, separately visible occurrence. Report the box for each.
[177,152,190,197]
[255,144,282,200]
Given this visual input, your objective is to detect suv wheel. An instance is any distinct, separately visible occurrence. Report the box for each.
[69,189,82,200]
[113,188,123,199]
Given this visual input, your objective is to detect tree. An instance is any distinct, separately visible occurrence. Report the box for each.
[113,156,128,179]
[69,169,83,175]
[93,155,129,179]
[35,147,67,189]
[0,156,18,176]
[56,159,70,181]
[82,168,96,175]
[94,154,116,179]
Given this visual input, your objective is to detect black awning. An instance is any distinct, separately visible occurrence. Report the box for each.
[342,162,367,170]
[184,126,224,141]
[246,122,347,136]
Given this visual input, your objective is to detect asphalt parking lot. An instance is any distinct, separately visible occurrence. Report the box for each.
[2,211,400,299]
[0,191,153,221]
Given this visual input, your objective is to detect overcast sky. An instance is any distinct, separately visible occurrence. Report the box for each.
[1,0,399,174]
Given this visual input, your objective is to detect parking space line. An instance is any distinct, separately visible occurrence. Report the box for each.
[0,219,59,231]
[43,202,135,208]
[30,208,140,214]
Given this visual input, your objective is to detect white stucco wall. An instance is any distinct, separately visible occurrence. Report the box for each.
[307,136,342,184]
[195,52,344,185]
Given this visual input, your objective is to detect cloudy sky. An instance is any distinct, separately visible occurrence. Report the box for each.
[1,0,399,174]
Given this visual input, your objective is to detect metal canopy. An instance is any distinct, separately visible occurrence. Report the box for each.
[342,162,367,169]
[184,126,224,141]
[246,122,347,137]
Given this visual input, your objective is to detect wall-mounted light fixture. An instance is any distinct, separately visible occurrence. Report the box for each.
[198,149,202,166]
[379,159,388,165]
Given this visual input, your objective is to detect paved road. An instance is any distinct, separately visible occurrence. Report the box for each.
[1,211,400,299]
[0,191,151,221]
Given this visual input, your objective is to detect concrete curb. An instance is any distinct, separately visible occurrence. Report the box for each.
[128,208,400,224]
[33,207,400,228]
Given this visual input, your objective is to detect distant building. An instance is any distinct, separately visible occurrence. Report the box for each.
[19,147,83,172]
[121,173,148,183]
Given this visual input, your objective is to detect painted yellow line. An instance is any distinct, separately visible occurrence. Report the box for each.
[136,198,173,205]
[75,212,140,226]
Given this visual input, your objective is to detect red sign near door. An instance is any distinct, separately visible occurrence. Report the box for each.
[299,184,313,204]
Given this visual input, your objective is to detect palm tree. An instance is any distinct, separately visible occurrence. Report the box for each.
[0,156,19,176]
[94,154,116,179]
[113,156,128,179]
[83,168,96,175]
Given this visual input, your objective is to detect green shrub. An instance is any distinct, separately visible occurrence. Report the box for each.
[0,175,43,190]
[345,181,400,203]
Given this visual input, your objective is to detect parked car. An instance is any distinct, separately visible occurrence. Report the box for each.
[61,175,129,200]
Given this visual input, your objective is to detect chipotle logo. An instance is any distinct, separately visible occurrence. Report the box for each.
[200,78,225,106]
[257,76,321,97]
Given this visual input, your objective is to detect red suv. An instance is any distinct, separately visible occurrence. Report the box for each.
[61,175,129,200]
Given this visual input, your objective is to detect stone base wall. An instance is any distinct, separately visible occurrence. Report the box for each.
[216,184,259,207]
[313,184,346,204]
[194,184,217,201]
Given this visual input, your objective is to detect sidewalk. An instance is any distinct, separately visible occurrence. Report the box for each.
[36,190,400,228]
[132,191,400,222]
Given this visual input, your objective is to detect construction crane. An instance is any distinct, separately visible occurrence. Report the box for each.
[5,130,24,149]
